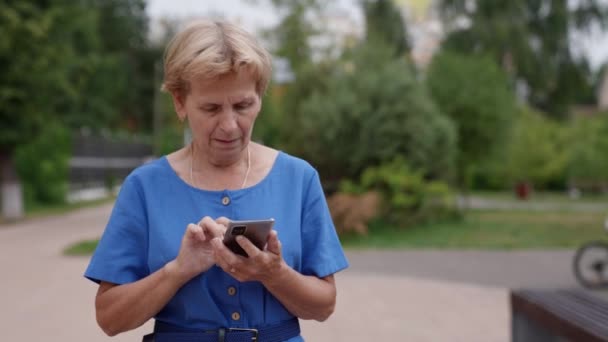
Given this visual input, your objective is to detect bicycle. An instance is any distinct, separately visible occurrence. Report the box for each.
[573,217,608,289]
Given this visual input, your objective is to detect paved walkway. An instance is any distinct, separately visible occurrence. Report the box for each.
[0,204,601,341]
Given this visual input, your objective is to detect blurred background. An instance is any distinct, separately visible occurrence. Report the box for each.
[1,1,608,340]
[2,0,607,245]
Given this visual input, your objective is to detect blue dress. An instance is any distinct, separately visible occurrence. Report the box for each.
[84,151,349,341]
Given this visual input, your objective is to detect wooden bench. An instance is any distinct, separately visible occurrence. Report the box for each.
[511,289,608,342]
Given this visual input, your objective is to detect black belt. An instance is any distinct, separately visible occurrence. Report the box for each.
[142,318,300,342]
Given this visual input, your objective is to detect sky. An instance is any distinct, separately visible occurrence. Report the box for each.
[145,0,608,70]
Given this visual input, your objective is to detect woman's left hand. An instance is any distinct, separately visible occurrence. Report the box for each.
[211,229,285,284]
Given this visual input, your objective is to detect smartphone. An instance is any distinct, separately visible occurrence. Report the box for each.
[223,218,275,257]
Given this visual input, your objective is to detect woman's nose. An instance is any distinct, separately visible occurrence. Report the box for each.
[218,110,238,132]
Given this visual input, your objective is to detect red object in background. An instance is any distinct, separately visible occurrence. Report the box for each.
[516,182,531,200]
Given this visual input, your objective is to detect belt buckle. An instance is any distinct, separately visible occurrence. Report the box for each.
[228,327,259,341]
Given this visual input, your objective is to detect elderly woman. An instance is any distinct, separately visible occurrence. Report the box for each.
[84,20,348,342]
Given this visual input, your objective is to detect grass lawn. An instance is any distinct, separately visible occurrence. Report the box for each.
[471,190,608,204]
[64,239,100,256]
[340,209,608,250]
[65,209,608,255]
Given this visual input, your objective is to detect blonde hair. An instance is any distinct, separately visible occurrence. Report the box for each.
[161,20,272,96]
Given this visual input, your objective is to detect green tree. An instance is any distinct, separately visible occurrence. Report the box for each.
[427,51,517,188]
[437,0,607,119]
[507,108,569,189]
[92,0,155,132]
[266,0,320,74]
[567,115,608,191]
[0,0,152,218]
[0,2,94,218]
[261,0,325,151]
[362,0,410,57]
[293,43,457,187]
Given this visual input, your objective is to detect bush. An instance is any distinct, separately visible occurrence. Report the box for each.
[14,123,71,205]
[288,43,457,185]
[338,157,459,230]
[327,191,381,235]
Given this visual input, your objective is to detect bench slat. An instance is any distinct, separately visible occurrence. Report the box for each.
[521,290,608,336]
[512,289,608,342]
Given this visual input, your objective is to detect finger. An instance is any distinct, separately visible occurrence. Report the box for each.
[212,240,231,270]
[187,223,206,242]
[211,238,243,275]
[199,217,224,239]
[211,237,240,266]
[236,235,261,258]
[215,216,230,229]
[266,230,281,255]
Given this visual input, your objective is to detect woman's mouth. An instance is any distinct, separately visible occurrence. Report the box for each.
[214,138,240,147]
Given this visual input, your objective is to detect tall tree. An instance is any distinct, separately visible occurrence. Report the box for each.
[362,0,410,57]
[260,0,324,151]
[265,0,321,74]
[0,0,152,219]
[427,52,517,189]
[0,2,88,218]
[438,0,608,119]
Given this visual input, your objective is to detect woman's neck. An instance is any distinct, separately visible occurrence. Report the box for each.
[189,143,251,190]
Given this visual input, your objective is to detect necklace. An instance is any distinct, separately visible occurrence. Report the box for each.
[190,143,251,189]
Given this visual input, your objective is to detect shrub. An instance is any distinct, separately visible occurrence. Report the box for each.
[327,191,381,235]
[14,123,71,205]
[336,157,459,233]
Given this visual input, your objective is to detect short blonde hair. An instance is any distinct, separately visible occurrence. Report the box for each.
[161,20,272,96]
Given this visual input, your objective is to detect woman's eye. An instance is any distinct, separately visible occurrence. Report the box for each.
[201,106,220,113]
[235,102,252,110]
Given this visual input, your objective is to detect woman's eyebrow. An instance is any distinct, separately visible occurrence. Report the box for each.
[235,96,256,103]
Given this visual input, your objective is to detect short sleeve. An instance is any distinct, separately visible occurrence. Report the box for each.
[84,175,149,284]
[300,171,349,278]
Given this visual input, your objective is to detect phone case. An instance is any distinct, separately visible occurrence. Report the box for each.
[223,219,275,257]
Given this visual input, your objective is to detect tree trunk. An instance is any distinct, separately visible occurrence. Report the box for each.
[0,151,24,221]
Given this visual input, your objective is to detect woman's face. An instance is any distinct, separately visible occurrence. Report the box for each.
[173,71,261,166]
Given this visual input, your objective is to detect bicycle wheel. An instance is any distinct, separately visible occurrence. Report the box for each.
[573,241,608,289]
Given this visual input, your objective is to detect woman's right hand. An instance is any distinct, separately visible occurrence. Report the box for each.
[168,217,227,283]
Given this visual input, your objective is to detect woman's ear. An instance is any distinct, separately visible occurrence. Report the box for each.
[171,91,187,122]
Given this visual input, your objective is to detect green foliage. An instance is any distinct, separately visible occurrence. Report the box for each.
[427,51,516,187]
[265,0,321,74]
[340,157,458,226]
[567,114,608,190]
[0,0,152,153]
[362,0,410,57]
[506,108,569,189]
[291,43,457,185]
[14,123,71,205]
[64,239,99,256]
[253,90,283,148]
[437,0,607,119]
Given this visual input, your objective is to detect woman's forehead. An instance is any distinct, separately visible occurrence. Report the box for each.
[188,72,258,101]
